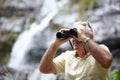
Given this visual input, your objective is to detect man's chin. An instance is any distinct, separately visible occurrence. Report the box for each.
[73,47,79,50]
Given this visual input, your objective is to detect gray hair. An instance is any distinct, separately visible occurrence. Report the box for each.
[86,22,94,36]
[73,21,94,39]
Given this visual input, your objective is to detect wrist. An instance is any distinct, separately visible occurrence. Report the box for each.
[52,41,60,48]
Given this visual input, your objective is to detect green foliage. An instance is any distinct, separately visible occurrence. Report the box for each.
[68,0,98,17]
[0,54,10,64]
[21,20,26,30]
[0,32,17,54]
[30,18,35,25]
[0,0,7,7]
[78,0,97,16]
[21,17,35,30]
[110,69,120,80]
[0,31,18,64]
[28,17,35,29]
[51,23,65,34]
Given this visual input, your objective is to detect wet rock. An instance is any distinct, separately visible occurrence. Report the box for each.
[0,65,15,75]
[0,6,34,17]
[25,48,46,64]
[0,65,29,80]
[98,37,120,51]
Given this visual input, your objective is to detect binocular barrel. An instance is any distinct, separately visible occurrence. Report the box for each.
[56,28,77,39]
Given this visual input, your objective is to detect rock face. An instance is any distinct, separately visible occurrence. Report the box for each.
[0,65,32,80]
[88,0,120,41]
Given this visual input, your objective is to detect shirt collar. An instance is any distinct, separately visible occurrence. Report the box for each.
[73,51,90,60]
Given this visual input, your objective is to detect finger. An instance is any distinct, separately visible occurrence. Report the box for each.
[59,28,69,33]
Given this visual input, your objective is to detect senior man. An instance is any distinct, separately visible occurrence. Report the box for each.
[39,21,112,80]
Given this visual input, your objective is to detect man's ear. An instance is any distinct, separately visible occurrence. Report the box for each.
[86,33,93,40]
[89,34,94,39]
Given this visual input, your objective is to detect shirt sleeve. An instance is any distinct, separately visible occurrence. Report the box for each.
[90,44,111,69]
[99,44,111,55]
[53,52,66,74]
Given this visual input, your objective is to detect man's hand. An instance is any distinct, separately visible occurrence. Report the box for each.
[54,28,71,46]
[40,28,71,74]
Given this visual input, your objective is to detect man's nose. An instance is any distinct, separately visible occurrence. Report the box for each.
[71,38,77,43]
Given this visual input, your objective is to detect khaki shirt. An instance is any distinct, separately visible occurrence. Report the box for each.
[53,45,111,80]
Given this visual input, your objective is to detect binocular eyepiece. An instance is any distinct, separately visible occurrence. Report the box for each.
[56,28,77,39]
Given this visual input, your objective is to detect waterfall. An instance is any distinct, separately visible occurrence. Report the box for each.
[6,0,67,79]
[7,11,58,70]
[7,0,60,70]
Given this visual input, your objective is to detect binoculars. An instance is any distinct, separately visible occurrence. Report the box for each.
[56,28,78,39]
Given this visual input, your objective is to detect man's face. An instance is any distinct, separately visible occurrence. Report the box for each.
[70,38,83,50]
[70,23,86,50]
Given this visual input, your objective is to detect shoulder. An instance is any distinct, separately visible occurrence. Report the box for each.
[99,44,110,52]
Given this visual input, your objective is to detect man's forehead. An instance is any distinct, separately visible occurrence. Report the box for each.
[73,22,85,29]
[73,21,87,25]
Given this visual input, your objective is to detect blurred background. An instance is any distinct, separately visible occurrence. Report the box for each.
[0,0,120,80]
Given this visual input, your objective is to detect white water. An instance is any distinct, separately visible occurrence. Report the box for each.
[7,0,66,80]
[7,11,58,70]
[8,0,59,70]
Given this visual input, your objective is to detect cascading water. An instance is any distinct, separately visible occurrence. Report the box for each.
[7,0,70,80]
[7,0,65,79]
[8,11,58,70]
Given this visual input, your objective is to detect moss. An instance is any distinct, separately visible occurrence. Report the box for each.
[67,0,97,17]
[0,31,18,53]
[0,31,18,64]
[51,23,63,33]
[78,0,97,16]
[0,54,10,64]
[21,20,26,30]
[30,17,35,24]
[7,31,18,44]
[26,17,35,30]
[0,0,7,7]
[21,17,35,30]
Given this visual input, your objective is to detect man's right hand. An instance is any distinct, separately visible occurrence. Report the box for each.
[54,28,71,46]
